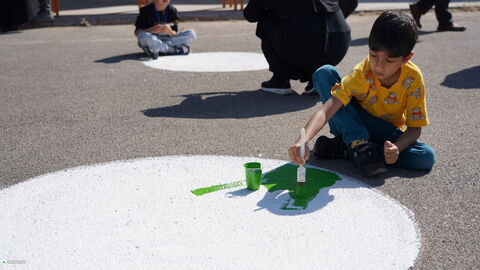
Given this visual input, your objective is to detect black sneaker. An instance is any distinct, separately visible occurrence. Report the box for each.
[437,23,466,32]
[261,75,293,95]
[141,47,154,59]
[175,45,191,55]
[313,136,348,159]
[352,142,387,176]
[33,10,54,23]
[304,81,317,95]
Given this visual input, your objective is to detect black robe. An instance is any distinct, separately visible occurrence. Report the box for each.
[1,1,29,31]
[244,0,351,82]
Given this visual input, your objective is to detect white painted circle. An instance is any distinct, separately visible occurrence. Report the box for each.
[142,52,268,72]
[0,156,419,269]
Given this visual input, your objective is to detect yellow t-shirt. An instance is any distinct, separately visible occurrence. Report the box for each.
[332,57,429,129]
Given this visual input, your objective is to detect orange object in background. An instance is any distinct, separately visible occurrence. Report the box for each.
[48,0,243,18]
[49,0,147,17]
[137,0,149,9]
[51,0,59,16]
[222,0,244,11]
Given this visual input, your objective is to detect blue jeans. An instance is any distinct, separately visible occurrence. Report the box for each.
[312,65,435,171]
[137,29,196,54]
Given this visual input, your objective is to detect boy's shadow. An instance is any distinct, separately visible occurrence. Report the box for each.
[95,53,146,64]
[441,66,480,89]
[253,185,335,216]
[142,90,317,119]
[308,157,431,187]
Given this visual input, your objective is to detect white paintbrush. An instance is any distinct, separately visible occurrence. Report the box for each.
[297,128,306,186]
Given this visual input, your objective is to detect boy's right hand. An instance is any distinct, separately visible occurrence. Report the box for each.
[149,24,176,36]
[148,24,163,34]
[288,142,310,166]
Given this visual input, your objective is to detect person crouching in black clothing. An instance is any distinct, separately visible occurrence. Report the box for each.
[244,0,351,95]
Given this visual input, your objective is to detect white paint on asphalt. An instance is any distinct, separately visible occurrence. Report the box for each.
[143,52,268,72]
[0,155,420,269]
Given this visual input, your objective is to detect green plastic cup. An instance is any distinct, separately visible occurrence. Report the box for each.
[244,162,262,191]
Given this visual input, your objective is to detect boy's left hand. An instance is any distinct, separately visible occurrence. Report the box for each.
[384,141,399,164]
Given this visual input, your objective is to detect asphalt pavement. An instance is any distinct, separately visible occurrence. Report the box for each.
[0,4,479,270]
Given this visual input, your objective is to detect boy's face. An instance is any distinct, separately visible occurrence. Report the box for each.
[154,0,171,10]
[368,50,412,86]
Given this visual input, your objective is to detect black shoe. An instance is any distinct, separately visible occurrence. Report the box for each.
[33,10,54,23]
[175,45,191,55]
[141,47,156,59]
[304,81,317,95]
[409,3,422,29]
[352,142,387,176]
[313,136,348,159]
[437,23,466,32]
[261,75,293,95]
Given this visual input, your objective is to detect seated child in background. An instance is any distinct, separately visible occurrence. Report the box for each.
[134,0,196,59]
[288,11,435,177]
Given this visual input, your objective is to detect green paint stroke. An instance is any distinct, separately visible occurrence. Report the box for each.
[262,164,341,210]
[191,180,245,196]
[191,163,341,210]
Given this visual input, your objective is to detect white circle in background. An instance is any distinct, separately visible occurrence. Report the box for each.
[0,156,420,270]
[142,52,268,72]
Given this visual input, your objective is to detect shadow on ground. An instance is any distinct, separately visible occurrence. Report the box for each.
[441,66,480,89]
[0,30,23,35]
[224,163,346,216]
[308,157,431,187]
[95,52,145,63]
[194,159,431,216]
[142,90,318,119]
[225,160,430,216]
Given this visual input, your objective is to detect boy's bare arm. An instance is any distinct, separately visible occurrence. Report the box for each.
[288,96,343,165]
[384,127,421,164]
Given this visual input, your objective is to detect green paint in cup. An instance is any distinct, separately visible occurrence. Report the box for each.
[244,162,262,191]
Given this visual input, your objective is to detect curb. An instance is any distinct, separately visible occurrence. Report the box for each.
[15,5,480,29]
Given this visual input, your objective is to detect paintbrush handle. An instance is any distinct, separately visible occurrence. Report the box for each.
[300,128,305,162]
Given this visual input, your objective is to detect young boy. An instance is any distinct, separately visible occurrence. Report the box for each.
[134,0,196,59]
[288,11,435,176]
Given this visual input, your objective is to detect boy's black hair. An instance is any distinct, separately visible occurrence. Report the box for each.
[368,11,418,58]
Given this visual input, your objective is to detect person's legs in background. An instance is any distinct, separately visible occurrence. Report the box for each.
[34,0,54,22]
[259,39,294,95]
[434,0,466,31]
[432,0,452,26]
[410,0,465,31]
